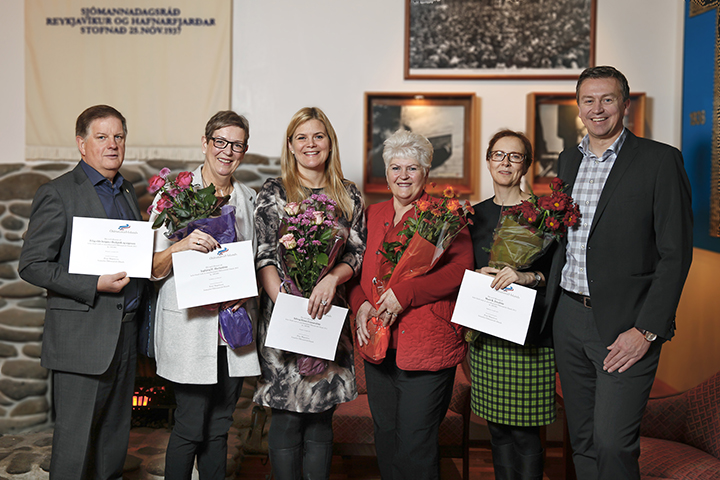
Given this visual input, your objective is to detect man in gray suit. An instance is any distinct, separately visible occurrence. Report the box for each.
[19,105,146,479]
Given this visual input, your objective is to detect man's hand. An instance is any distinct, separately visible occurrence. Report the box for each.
[603,328,651,373]
[97,272,130,293]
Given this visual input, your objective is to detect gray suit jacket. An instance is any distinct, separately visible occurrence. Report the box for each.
[19,163,144,375]
[543,130,693,346]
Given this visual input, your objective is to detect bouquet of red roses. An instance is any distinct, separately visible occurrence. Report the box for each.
[361,185,474,361]
[489,177,580,270]
[277,193,348,375]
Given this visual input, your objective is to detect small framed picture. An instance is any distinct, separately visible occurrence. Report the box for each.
[526,92,646,194]
[364,92,479,198]
[405,0,596,80]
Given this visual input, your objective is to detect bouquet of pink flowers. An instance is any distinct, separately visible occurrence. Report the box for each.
[148,168,231,241]
[277,193,348,375]
[488,177,580,270]
[278,194,348,297]
[148,168,252,349]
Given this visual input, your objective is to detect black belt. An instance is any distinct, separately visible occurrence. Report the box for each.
[563,289,592,308]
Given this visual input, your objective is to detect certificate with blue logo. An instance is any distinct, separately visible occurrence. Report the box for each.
[172,240,258,309]
[264,292,348,361]
[69,217,153,278]
[451,269,536,345]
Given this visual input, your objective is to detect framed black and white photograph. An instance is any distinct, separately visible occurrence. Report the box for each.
[526,91,646,194]
[364,92,479,197]
[405,0,596,80]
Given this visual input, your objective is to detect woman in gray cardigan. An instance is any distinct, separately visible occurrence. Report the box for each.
[149,111,260,480]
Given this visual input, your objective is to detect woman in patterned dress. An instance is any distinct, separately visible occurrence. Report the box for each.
[467,130,556,480]
[253,107,366,480]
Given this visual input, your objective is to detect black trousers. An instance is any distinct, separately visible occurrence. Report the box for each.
[364,349,456,480]
[553,292,661,480]
[50,320,137,480]
[164,348,244,480]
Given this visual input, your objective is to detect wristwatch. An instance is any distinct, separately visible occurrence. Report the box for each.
[636,328,657,342]
[530,272,542,288]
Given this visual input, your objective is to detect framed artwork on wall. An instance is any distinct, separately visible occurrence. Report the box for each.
[364,92,479,198]
[526,92,646,194]
[405,0,596,80]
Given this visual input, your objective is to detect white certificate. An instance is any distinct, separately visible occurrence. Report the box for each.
[68,217,153,278]
[451,269,537,345]
[264,292,348,361]
[172,240,258,309]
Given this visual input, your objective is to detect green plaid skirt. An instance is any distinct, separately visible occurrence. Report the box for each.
[469,335,556,427]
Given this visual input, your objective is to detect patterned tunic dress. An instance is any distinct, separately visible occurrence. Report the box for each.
[467,198,556,427]
[253,177,366,413]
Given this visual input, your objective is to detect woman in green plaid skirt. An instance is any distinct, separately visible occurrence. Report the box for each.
[467,130,556,480]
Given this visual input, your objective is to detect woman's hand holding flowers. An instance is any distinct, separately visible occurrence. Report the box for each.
[355,301,377,347]
[307,272,339,320]
[376,288,402,327]
[479,266,540,291]
[176,229,220,254]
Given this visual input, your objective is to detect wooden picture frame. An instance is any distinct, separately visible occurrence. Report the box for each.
[526,91,647,194]
[364,92,479,199]
[405,0,596,80]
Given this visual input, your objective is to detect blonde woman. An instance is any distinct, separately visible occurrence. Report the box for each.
[253,107,366,479]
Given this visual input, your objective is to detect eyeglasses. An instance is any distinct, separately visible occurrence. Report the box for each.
[209,137,247,153]
[488,150,526,164]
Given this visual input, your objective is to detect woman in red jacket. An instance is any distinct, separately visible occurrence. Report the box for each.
[348,129,473,479]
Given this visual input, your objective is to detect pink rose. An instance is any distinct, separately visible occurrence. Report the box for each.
[284,202,300,216]
[312,211,325,225]
[147,175,166,194]
[175,171,193,189]
[159,167,171,178]
[279,233,297,249]
[155,196,173,213]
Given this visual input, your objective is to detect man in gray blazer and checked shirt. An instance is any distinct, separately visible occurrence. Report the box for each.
[19,105,147,479]
[544,66,693,479]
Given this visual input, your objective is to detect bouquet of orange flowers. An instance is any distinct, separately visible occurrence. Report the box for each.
[488,177,580,270]
[360,185,474,361]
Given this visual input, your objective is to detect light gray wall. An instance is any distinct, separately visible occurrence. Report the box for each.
[1,0,685,201]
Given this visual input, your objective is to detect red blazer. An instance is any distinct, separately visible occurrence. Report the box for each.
[348,195,473,371]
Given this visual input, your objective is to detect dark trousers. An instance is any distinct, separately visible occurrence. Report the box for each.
[364,350,456,480]
[50,320,137,480]
[267,407,335,449]
[164,348,244,480]
[553,292,661,480]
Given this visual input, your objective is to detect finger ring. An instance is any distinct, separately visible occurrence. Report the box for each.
[195,241,200,245]
[321,299,327,306]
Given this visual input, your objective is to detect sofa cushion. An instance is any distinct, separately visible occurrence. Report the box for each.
[333,395,376,445]
[640,437,720,480]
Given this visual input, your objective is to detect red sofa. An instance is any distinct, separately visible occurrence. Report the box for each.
[639,370,720,479]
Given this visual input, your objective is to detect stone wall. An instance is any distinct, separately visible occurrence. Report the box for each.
[0,155,280,434]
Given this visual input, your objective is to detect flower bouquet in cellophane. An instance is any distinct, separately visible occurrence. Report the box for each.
[488,177,580,270]
[465,177,581,342]
[277,193,348,375]
[361,185,474,361]
[147,168,253,350]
